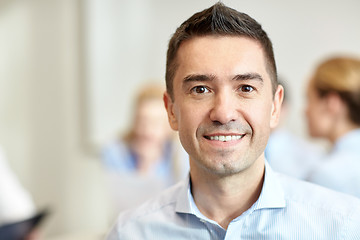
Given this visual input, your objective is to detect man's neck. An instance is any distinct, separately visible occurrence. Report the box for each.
[190,158,265,229]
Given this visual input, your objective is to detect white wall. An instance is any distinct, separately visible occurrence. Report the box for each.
[1,0,360,238]
[0,0,109,238]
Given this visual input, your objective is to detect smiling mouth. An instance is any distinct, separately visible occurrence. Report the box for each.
[204,135,245,142]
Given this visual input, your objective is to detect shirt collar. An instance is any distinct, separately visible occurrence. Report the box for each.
[253,161,285,210]
[175,174,192,214]
[175,161,286,215]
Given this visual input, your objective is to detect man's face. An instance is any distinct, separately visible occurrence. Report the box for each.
[164,36,283,177]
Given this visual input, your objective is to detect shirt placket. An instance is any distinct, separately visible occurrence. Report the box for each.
[199,218,226,240]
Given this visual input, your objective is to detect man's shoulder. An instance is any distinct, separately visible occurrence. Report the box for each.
[114,180,185,227]
[278,173,360,215]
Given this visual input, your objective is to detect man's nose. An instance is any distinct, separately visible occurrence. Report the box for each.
[209,91,239,124]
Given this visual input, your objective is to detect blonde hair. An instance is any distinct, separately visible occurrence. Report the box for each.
[311,56,360,124]
[123,82,166,142]
[134,83,165,108]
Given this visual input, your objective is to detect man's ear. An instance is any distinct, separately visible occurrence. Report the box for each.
[270,85,284,129]
[163,92,179,131]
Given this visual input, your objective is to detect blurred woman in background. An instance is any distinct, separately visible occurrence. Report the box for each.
[101,83,188,217]
[102,83,188,182]
[306,56,360,198]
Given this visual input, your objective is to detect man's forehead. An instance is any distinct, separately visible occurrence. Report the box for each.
[174,36,269,81]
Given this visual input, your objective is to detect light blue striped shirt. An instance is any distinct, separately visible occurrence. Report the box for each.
[106,162,360,239]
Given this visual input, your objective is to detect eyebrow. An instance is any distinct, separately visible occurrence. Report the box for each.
[183,74,216,83]
[182,73,264,83]
[232,73,264,83]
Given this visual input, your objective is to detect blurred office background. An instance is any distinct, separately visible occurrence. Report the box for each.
[1,0,360,239]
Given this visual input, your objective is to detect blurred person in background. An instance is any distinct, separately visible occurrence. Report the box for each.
[0,145,38,239]
[306,56,360,198]
[101,83,189,216]
[265,79,323,179]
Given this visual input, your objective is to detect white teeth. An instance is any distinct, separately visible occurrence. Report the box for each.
[209,135,243,142]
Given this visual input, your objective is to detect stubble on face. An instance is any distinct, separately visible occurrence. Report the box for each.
[194,121,250,175]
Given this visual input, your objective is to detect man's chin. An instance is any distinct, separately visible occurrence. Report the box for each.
[199,160,249,177]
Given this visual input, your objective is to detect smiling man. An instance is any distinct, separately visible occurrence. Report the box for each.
[107,3,360,239]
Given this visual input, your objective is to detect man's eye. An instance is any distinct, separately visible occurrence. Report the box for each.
[240,85,254,92]
[191,86,209,94]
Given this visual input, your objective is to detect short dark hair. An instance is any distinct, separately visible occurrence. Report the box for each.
[165,2,277,100]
